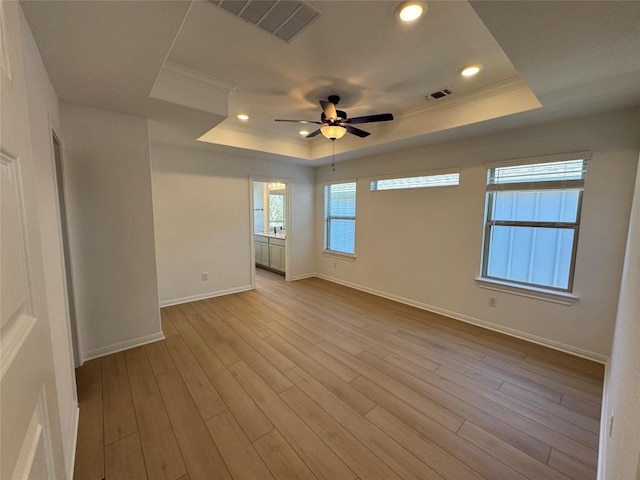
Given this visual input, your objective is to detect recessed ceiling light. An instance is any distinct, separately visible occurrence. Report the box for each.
[460,64,482,77]
[299,130,309,136]
[396,1,426,23]
[237,114,249,121]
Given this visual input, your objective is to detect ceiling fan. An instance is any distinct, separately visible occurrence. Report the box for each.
[275,95,393,140]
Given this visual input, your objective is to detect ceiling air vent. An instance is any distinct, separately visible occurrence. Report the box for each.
[425,88,454,101]
[210,0,321,43]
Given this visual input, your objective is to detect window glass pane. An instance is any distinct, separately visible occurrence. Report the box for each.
[328,219,355,254]
[371,173,459,191]
[486,225,574,290]
[268,194,284,228]
[489,159,585,185]
[490,190,580,222]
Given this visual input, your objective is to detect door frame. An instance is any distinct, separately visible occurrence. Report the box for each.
[248,175,292,288]
[50,127,82,367]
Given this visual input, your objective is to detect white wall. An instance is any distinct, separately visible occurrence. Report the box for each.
[60,103,162,360]
[602,153,640,479]
[151,141,315,306]
[315,108,640,359]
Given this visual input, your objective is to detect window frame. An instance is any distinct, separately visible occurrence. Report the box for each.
[323,180,357,257]
[268,192,285,229]
[369,168,460,192]
[480,153,589,294]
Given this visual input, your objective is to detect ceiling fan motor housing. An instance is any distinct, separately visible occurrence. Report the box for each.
[321,110,347,122]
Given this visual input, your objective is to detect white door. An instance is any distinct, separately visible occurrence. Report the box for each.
[1,1,66,478]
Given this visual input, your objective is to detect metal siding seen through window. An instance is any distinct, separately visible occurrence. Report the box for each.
[370,172,459,191]
[482,158,587,291]
[324,182,356,255]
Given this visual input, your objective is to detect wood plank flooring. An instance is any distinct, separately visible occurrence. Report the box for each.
[74,269,604,480]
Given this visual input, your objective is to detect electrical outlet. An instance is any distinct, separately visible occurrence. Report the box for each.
[489,297,497,307]
[202,272,208,281]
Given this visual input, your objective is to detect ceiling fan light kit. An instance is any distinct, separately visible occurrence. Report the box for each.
[396,1,426,23]
[320,125,347,140]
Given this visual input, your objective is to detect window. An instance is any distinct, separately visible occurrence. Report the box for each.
[324,182,356,255]
[481,157,587,292]
[268,193,285,229]
[370,172,459,191]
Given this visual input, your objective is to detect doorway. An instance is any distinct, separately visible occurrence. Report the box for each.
[52,132,81,366]
[250,177,291,288]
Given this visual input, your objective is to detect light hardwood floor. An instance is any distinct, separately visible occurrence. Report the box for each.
[74,269,604,480]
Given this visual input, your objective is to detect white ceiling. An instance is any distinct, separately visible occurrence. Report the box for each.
[22,0,640,165]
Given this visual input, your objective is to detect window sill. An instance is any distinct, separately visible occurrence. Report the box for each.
[322,250,356,262]
[475,278,579,305]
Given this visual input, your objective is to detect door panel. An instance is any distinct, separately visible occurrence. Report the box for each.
[1,1,65,478]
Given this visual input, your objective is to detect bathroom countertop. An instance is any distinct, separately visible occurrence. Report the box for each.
[255,232,287,240]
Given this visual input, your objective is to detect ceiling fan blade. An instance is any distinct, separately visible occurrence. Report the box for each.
[345,125,370,138]
[275,119,322,124]
[344,113,394,125]
[319,100,338,121]
[306,129,322,138]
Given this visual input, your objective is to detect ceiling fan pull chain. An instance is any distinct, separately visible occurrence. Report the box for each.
[332,139,336,172]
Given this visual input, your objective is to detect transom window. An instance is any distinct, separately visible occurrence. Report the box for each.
[324,182,356,255]
[481,156,588,291]
[370,172,459,191]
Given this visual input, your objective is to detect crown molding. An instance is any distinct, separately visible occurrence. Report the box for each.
[205,121,311,144]
[403,76,532,119]
[162,62,236,95]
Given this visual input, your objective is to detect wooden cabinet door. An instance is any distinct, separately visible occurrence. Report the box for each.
[256,241,269,267]
[269,245,285,272]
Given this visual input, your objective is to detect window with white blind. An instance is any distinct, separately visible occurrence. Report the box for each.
[324,181,356,255]
[370,172,459,191]
[481,156,588,292]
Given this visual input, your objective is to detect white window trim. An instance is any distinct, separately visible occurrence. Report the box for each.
[322,250,357,261]
[485,150,591,169]
[475,277,579,305]
[369,167,461,192]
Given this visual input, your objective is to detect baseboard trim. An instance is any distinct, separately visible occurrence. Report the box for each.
[65,401,79,480]
[314,273,608,364]
[81,331,165,362]
[291,273,316,281]
[159,285,253,308]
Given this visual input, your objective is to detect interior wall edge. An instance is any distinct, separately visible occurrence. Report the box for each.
[314,272,609,364]
[597,361,610,480]
[64,401,79,480]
